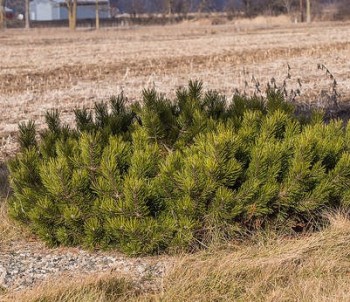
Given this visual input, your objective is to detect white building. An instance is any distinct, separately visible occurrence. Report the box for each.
[30,0,111,21]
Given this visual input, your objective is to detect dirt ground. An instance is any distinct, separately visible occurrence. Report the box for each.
[1,18,350,160]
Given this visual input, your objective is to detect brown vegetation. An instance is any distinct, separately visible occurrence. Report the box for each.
[1,19,350,301]
[2,211,350,301]
[1,20,350,160]
[2,273,138,302]
[0,198,29,248]
[0,164,30,248]
[155,212,350,301]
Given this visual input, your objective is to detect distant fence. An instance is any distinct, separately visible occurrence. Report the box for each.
[6,14,197,29]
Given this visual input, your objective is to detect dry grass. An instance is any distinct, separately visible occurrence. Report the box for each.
[1,20,350,160]
[152,211,350,302]
[1,272,139,302]
[0,164,16,247]
[2,212,350,302]
[0,163,30,248]
[0,198,30,249]
[1,19,350,301]
[0,163,9,199]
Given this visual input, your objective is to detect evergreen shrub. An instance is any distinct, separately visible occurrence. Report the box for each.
[8,81,350,255]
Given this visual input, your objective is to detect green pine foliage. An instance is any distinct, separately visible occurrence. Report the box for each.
[7,81,350,255]
[18,120,37,150]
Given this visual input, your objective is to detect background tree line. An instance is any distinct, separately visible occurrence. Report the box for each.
[0,0,349,30]
[110,0,349,18]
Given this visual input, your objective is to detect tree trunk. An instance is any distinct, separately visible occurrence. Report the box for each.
[25,0,30,29]
[306,0,311,23]
[282,0,291,15]
[72,0,77,29]
[67,0,77,30]
[95,0,99,29]
[0,0,5,31]
[243,0,251,17]
[168,0,173,16]
[68,1,73,29]
[199,0,205,14]
[299,0,304,22]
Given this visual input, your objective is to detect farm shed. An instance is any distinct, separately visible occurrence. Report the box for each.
[5,7,15,19]
[29,0,111,21]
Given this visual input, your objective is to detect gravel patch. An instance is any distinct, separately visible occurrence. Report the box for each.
[0,241,169,292]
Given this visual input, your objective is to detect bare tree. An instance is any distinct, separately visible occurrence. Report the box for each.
[267,0,298,15]
[306,0,311,22]
[95,0,99,29]
[25,0,30,29]
[0,0,4,30]
[167,0,174,15]
[173,0,190,16]
[281,0,294,14]
[300,0,304,22]
[198,0,214,14]
[225,0,239,13]
[242,0,252,16]
[66,0,77,30]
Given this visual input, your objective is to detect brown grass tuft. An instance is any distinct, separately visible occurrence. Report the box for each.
[3,212,350,301]
[148,211,350,302]
[2,272,139,302]
[0,163,9,198]
[0,163,30,248]
[0,199,30,248]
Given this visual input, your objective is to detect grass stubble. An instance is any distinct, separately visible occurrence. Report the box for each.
[1,19,350,160]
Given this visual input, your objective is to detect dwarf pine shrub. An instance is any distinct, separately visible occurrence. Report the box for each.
[7,81,350,255]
